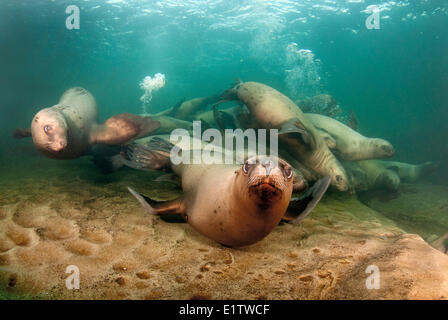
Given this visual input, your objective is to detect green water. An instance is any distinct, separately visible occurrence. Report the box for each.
[0,1,447,256]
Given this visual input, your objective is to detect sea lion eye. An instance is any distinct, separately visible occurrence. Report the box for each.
[44,125,52,134]
[284,166,293,179]
[336,175,343,183]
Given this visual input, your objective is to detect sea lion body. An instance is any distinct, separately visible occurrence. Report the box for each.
[171,159,292,247]
[125,135,330,247]
[307,113,395,161]
[149,115,193,134]
[28,87,160,160]
[225,81,349,191]
[153,94,220,121]
[376,160,436,183]
[357,160,400,191]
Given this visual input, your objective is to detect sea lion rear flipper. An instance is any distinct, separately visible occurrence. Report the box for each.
[278,119,312,147]
[120,142,171,171]
[91,113,160,145]
[12,128,32,139]
[127,187,186,221]
[283,176,331,224]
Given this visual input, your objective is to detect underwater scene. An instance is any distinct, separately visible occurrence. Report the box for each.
[0,0,447,301]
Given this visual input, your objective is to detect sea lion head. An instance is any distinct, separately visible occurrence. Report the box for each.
[238,156,294,208]
[329,164,350,192]
[31,107,69,157]
[370,138,395,158]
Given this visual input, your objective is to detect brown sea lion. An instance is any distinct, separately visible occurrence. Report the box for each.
[152,93,221,121]
[14,87,160,160]
[125,143,330,247]
[357,160,401,191]
[376,160,437,183]
[218,81,349,191]
[150,116,193,134]
[307,113,395,161]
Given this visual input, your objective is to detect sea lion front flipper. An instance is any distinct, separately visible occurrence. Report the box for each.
[283,176,331,224]
[127,187,186,221]
[91,113,160,145]
[278,118,312,147]
[12,128,32,139]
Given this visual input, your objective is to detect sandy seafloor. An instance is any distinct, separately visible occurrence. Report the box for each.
[0,140,447,300]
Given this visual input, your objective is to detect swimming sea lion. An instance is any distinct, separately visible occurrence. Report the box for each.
[153,93,221,121]
[125,142,330,247]
[218,81,349,191]
[149,116,193,134]
[357,160,400,191]
[307,113,395,161]
[16,87,160,160]
[376,160,437,183]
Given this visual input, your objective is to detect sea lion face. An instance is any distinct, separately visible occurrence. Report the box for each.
[371,139,395,158]
[329,165,350,192]
[240,156,294,207]
[31,107,68,156]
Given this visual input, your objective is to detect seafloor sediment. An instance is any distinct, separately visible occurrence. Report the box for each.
[0,148,447,300]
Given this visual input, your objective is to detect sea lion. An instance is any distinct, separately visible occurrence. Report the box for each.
[376,160,437,183]
[124,141,330,247]
[152,93,221,121]
[150,116,193,134]
[15,87,160,160]
[357,160,401,191]
[218,81,349,191]
[307,113,395,161]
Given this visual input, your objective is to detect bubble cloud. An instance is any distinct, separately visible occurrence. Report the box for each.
[139,73,166,113]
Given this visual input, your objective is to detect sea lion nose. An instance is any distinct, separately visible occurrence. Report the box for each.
[262,160,274,177]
